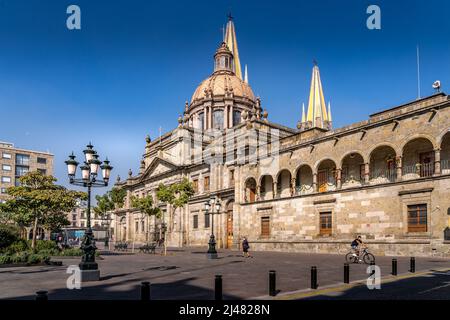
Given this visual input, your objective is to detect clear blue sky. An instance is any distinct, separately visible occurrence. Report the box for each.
[1,0,449,196]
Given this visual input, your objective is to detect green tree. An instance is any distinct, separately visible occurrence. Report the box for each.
[156,178,194,255]
[93,193,115,218]
[3,171,86,250]
[131,195,161,242]
[109,187,127,208]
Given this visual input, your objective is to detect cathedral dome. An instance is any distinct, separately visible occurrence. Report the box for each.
[190,72,255,105]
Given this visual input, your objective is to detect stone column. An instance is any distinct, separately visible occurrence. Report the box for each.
[336,168,342,189]
[224,105,228,129]
[273,182,278,199]
[396,156,402,182]
[209,106,213,129]
[364,163,370,184]
[313,173,318,192]
[230,105,234,126]
[203,107,207,130]
[291,178,296,196]
[434,148,441,176]
[256,184,261,201]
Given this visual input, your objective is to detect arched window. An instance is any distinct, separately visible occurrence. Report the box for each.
[198,112,204,130]
[233,110,241,126]
[213,110,224,130]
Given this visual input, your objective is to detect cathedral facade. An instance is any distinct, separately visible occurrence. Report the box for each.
[112,17,450,257]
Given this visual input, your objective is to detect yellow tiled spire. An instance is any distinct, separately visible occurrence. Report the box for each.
[306,63,329,127]
[225,14,242,79]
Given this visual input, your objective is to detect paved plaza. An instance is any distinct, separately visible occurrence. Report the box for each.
[0,248,449,300]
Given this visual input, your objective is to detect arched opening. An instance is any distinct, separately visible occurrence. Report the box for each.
[260,175,274,200]
[341,153,365,188]
[295,165,313,195]
[244,177,257,203]
[213,109,224,130]
[276,170,292,198]
[440,132,450,174]
[317,160,337,192]
[369,146,397,183]
[402,138,435,179]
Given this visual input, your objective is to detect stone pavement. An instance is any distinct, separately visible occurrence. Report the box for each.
[0,248,448,300]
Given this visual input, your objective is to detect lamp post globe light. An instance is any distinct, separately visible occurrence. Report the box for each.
[206,196,221,259]
[65,143,113,282]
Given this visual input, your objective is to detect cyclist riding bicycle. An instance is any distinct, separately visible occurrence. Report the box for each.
[351,235,364,257]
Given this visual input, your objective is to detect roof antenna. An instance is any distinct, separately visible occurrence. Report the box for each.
[417,45,421,99]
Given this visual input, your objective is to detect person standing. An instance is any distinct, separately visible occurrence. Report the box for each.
[242,237,252,258]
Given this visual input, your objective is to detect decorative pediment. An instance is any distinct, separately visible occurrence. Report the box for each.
[138,157,179,182]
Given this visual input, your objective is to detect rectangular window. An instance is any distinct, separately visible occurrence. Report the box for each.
[2,164,11,171]
[1,176,11,183]
[408,204,427,233]
[261,217,270,238]
[192,179,198,193]
[2,153,11,159]
[15,165,29,177]
[72,214,77,221]
[204,176,210,192]
[37,168,46,175]
[320,212,332,236]
[80,222,85,227]
[15,154,30,166]
[37,157,47,164]
[135,221,139,233]
[230,169,235,185]
[1,188,7,194]
[233,110,241,126]
[204,213,210,228]
[141,221,145,233]
[193,215,198,229]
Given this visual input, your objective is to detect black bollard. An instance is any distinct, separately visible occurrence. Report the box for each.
[140,281,151,300]
[344,263,350,284]
[392,258,397,276]
[269,270,276,296]
[215,275,223,300]
[410,257,415,273]
[35,290,48,301]
[311,266,318,289]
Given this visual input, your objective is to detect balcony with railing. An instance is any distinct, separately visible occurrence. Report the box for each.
[369,169,397,184]
[441,159,450,174]
[295,185,314,196]
[402,163,434,180]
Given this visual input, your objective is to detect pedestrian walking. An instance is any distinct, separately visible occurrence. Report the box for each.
[242,237,252,258]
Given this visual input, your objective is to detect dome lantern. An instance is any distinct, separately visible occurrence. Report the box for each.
[214,42,234,74]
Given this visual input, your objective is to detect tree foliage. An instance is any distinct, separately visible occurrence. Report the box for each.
[93,193,115,218]
[131,195,161,218]
[109,187,127,208]
[156,178,194,208]
[1,171,86,249]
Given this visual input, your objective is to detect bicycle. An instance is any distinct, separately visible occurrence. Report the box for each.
[345,247,376,264]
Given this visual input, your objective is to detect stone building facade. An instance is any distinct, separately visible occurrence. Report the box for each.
[0,141,54,203]
[112,17,450,257]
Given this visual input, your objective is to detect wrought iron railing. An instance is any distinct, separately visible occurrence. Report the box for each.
[441,159,450,171]
[402,163,434,178]
[295,185,313,195]
[369,169,396,183]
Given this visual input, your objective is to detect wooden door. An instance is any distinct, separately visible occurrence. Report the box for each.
[249,187,256,202]
[318,170,328,192]
[226,211,233,249]
[420,152,434,177]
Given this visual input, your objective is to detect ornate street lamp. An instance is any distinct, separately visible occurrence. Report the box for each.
[65,143,113,281]
[205,196,221,259]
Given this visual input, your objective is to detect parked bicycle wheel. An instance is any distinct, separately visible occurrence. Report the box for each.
[345,252,358,263]
[363,253,376,264]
